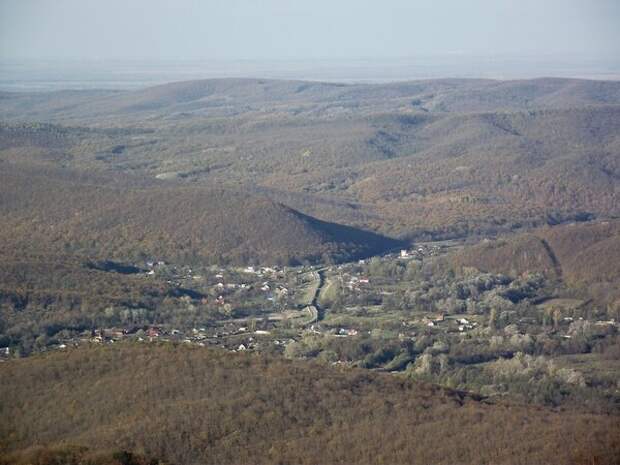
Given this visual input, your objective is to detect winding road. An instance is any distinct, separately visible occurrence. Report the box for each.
[303,268,326,325]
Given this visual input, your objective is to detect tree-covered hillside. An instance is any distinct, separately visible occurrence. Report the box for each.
[1,344,618,465]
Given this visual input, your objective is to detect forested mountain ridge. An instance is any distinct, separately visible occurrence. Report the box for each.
[2,78,619,242]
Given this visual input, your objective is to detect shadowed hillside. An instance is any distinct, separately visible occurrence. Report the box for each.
[0,162,402,266]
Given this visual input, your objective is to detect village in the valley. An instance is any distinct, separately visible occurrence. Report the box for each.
[18,239,616,386]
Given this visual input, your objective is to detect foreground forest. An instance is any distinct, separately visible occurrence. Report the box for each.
[1,344,619,465]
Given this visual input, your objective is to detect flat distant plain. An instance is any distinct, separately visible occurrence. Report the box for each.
[2,55,619,91]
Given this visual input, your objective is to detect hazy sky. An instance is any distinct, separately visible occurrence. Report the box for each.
[1,0,619,61]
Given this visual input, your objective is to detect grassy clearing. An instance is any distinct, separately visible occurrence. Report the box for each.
[294,272,320,307]
[555,352,620,386]
[317,276,340,307]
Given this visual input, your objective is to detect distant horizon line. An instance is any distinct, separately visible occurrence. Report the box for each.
[2,76,620,94]
[2,53,620,63]
[2,55,619,92]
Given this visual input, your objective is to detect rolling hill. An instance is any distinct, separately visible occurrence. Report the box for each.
[0,161,402,266]
[450,220,620,307]
[2,78,618,242]
[2,77,620,123]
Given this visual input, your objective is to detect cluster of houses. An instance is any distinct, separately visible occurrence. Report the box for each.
[0,346,10,359]
[304,324,359,338]
[399,244,444,259]
[36,322,297,354]
[242,265,285,277]
[144,260,167,276]
[344,275,370,291]
[336,328,359,337]
[403,314,480,333]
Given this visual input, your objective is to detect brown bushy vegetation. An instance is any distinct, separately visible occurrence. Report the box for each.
[2,79,619,242]
[450,220,620,306]
[451,234,559,278]
[1,344,619,465]
[1,78,619,124]
[0,162,401,266]
[0,445,165,465]
[0,249,176,354]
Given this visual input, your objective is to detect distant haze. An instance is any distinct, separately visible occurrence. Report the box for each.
[1,0,619,89]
